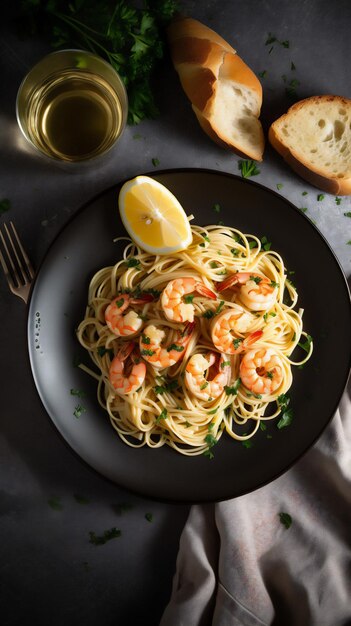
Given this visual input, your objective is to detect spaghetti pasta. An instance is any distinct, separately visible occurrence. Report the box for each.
[76,223,312,456]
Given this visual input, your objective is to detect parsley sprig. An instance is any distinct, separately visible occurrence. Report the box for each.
[18,0,179,124]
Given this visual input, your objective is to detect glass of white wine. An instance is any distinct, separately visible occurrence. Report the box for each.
[16,49,128,163]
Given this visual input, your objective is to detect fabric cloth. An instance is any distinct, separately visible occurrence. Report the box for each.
[160,378,351,626]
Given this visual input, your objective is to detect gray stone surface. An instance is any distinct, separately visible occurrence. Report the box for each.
[1,1,350,625]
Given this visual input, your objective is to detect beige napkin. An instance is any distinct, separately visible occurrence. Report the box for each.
[160,378,351,626]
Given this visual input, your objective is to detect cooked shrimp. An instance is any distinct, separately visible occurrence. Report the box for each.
[105,292,152,337]
[109,342,146,395]
[140,322,194,369]
[161,277,216,323]
[185,352,231,401]
[217,272,278,311]
[211,308,263,355]
[240,348,284,395]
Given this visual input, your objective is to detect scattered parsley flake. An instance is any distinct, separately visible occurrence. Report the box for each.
[302,191,308,196]
[141,334,150,344]
[213,203,221,213]
[317,194,325,201]
[300,207,308,213]
[167,343,184,352]
[152,157,160,167]
[89,527,121,546]
[184,294,194,303]
[259,422,267,431]
[0,198,10,214]
[258,70,267,78]
[97,346,114,358]
[277,407,293,429]
[298,334,313,353]
[335,197,342,205]
[291,61,296,70]
[238,159,260,178]
[70,388,85,398]
[116,298,125,308]
[279,512,292,529]
[203,309,214,319]
[156,408,168,423]
[141,348,155,356]
[276,183,284,190]
[344,211,351,217]
[73,404,86,418]
[242,438,253,448]
[224,379,241,395]
[125,257,140,268]
[145,512,153,522]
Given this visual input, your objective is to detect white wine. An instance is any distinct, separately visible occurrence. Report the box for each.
[16,50,128,163]
[26,70,123,161]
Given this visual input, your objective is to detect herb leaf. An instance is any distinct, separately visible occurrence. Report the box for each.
[279,512,292,529]
[238,159,260,178]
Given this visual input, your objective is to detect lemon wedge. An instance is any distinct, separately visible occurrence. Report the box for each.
[118,175,192,254]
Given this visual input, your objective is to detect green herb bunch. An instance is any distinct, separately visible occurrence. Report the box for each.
[18,0,179,124]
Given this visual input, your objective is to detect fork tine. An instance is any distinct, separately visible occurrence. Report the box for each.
[2,223,27,286]
[9,221,35,280]
[0,228,17,288]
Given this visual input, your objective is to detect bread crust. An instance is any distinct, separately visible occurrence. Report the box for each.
[168,16,264,160]
[168,16,236,55]
[269,95,351,195]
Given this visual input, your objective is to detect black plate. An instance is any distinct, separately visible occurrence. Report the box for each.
[27,169,351,502]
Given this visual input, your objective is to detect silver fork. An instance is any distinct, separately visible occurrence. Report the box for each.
[0,222,34,303]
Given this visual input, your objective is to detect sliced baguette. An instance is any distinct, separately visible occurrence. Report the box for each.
[269,95,351,195]
[167,17,264,161]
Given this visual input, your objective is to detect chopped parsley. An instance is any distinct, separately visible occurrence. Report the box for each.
[213,203,221,213]
[233,337,243,350]
[89,527,121,545]
[167,343,184,352]
[317,194,325,201]
[155,408,168,423]
[203,309,214,319]
[141,348,155,356]
[276,183,284,190]
[279,512,292,529]
[200,381,209,390]
[145,512,153,522]
[141,334,150,344]
[258,70,267,78]
[276,394,294,429]
[343,211,351,217]
[124,257,140,268]
[0,198,10,214]
[70,388,86,398]
[238,159,260,178]
[265,33,290,50]
[73,404,86,418]
[220,360,231,369]
[335,197,342,205]
[302,191,308,196]
[298,334,313,353]
[241,436,253,448]
[152,157,160,166]
[154,379,179,394]
[97,346,114,358]
[250,275,262,284]
[261,235,272,251]
[184,294,194,304]
[224,379,241,395]
[203,432,218,459]
[116,298,125,308]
